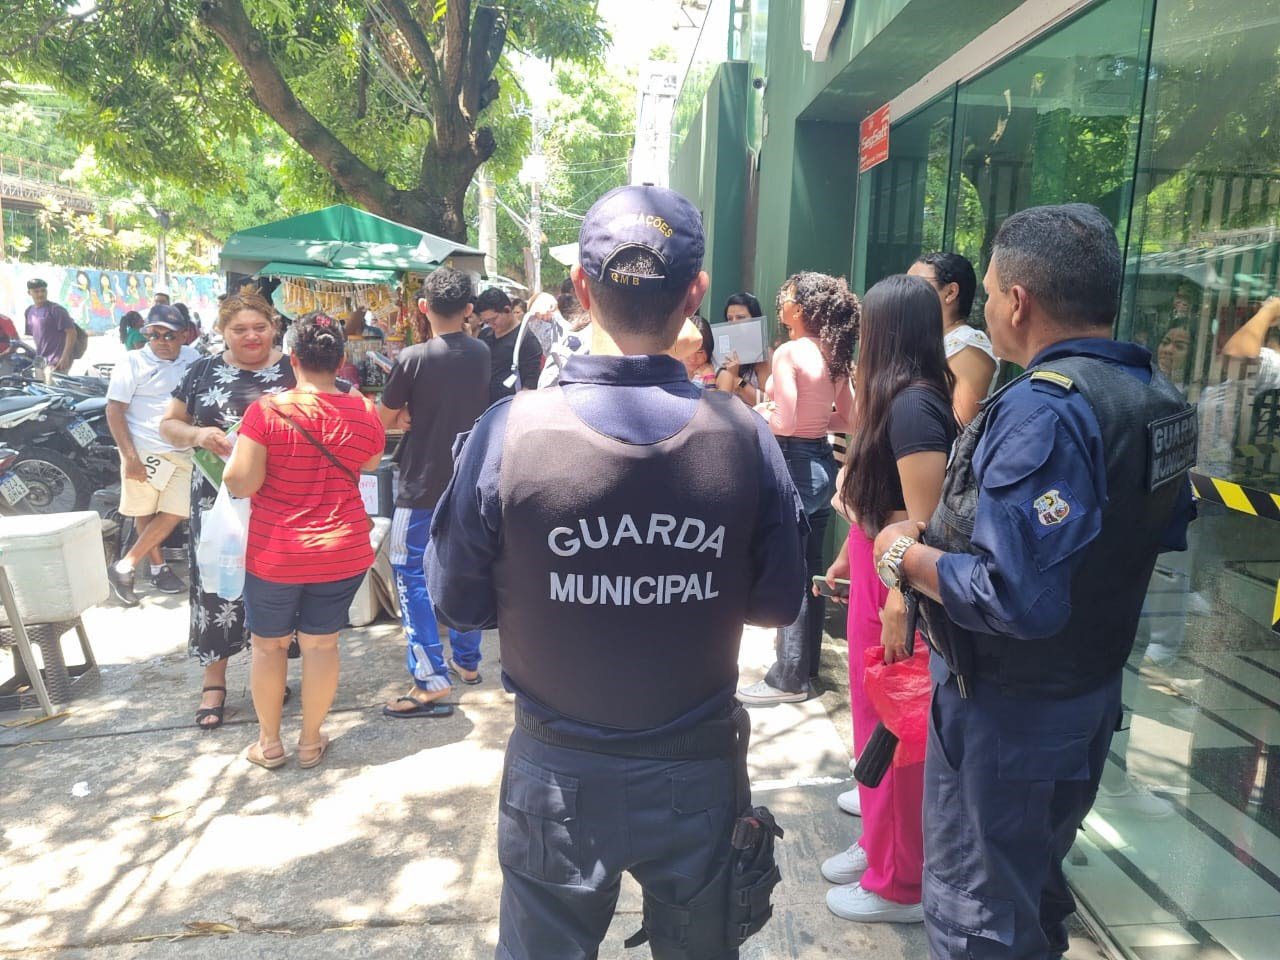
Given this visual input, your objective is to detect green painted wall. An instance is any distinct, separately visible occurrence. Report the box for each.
[671,1,1040,310]
[670,62,751,322]
[751,0,1027,302]
[786,120,859,283]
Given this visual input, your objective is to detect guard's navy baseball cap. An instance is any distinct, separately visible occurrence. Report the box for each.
[578,185,705,291]
[145,304,186,331]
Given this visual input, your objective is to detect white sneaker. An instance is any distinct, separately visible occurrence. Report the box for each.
[1094,779,1175,818]
[736,680,808,705]
[826,883,924,923]
[837,787,862,816]
[821,844,868,884]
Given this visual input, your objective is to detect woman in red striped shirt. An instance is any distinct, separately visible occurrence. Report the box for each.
[224,311,385,770]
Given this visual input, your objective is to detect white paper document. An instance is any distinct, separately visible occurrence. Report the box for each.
[710,318,767,366]
[359,473,380,515]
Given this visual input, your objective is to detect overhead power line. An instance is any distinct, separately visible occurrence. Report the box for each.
[361,0,435,121]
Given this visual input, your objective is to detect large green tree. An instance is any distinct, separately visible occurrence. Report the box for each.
[4,0,608,241]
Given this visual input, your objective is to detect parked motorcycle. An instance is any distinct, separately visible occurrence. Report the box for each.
[0,341,109,398]
[0,391,117,513]
[0,445,29,513]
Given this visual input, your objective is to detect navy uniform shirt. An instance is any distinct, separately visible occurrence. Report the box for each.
[426,353,808,738]
[936,338,1194,641]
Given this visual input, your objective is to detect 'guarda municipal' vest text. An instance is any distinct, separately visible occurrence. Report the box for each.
[547,513,723,606]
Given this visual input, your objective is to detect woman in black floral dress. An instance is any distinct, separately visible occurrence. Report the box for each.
[161,293,295,728]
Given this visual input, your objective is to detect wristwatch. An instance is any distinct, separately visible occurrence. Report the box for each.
[876,536,916,591]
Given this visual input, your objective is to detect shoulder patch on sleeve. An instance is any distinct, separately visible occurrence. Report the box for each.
[1023,481,1084,538]
[1030,370,1075,393]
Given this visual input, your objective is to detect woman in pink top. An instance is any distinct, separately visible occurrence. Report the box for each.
[738,272,858,705]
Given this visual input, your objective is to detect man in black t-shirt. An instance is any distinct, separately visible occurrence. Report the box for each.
[475,287,542,403]
[378,268,491,718]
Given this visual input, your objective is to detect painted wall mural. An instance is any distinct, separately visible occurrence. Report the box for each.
[0,263,224,334]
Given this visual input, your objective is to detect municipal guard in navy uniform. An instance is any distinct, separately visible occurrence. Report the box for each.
[872,204,1196,960]
[426,185,807,959]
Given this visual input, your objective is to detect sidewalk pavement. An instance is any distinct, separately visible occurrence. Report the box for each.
[0,587,1105,959]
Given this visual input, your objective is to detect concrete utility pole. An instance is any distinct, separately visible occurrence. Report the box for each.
[478,165,498,279]
[147,205,171,288]
[632,62,679,187]
[519,106,548,293]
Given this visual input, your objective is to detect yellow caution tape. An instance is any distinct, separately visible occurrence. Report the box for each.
[1189,472,1280,522]
[1189,472,1280,633]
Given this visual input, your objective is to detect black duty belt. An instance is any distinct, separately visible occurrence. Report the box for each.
[516,702,747,761]
[971,652,1002,683]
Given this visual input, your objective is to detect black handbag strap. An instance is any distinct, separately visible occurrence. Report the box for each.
[273,402,360,488]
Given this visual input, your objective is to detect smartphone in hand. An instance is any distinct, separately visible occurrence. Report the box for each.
[812,575,851,599]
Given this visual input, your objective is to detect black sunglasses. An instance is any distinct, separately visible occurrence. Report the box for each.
[145,330,180,341]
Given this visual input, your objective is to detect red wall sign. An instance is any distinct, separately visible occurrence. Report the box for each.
[859,103,891,174]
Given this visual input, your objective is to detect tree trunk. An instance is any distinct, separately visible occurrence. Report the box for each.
[199,0,498,243]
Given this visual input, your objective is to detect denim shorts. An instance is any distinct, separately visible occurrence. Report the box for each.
[243,571,365,637]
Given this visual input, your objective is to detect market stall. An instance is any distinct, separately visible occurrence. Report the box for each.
[220,204,486,388]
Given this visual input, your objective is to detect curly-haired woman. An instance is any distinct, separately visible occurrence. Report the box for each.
[224,311,385,769]
[737,272,858,705]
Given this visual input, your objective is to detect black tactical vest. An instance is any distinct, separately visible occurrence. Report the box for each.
[921,354,1195,700]
[493,387,761,730]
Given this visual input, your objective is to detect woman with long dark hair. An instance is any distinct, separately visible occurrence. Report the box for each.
[715,292,772,405]
[737,273,857,705]
[908,252,996,424]
[819,274,956,924]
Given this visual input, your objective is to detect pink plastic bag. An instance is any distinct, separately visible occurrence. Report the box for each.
[862,643,932,767]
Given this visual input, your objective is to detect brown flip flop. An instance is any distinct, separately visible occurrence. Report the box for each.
[246,741,287,770]
[297,735,330,769]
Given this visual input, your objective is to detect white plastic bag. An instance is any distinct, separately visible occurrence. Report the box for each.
[197,483,251,600]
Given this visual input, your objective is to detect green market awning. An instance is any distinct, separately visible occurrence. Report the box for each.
[257,262,399,284]
[220,204,486,278]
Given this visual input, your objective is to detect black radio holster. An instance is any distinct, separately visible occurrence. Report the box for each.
[623,707,784,959]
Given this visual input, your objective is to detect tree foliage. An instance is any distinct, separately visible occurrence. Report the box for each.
[4,0,609,242]
[476,61,636,287]
[0,85,300,269]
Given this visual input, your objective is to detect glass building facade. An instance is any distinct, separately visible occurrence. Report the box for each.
[857,3,1280,956]
[670,0,1280,956]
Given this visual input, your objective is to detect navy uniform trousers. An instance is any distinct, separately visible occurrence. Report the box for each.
[496,727,740,960]
[922,671,1123,960]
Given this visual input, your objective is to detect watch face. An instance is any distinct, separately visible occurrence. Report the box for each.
[876,557,897,590]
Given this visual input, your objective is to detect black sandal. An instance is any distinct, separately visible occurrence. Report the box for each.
[196,685,227,730]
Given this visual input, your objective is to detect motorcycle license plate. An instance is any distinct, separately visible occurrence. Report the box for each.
[69,418,95,447]
[0,472,30,506]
